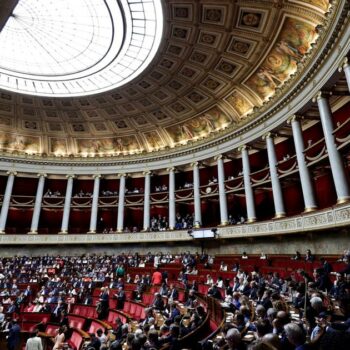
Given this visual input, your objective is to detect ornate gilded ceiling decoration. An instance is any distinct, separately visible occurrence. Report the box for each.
[0,0,336,159]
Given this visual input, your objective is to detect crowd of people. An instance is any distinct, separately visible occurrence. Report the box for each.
[0,250,348,350]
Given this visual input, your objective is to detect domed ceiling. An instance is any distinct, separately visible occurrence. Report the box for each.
[0,0,335,159]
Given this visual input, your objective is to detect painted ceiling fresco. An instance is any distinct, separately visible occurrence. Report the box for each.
[0,0,332,158]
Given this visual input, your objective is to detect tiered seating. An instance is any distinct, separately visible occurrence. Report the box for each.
[67,315,86,329]
[65,329,88,350]
[71,304,98,319]
[106,309,129,326]
[88,319,112,334]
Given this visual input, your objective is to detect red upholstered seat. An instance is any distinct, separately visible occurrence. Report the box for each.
[140,307,146,320]
[129,302,136,316]
[21,321,40,332]
[107,310,128,326]
[19,312,51,324]
[88,320,109,334]
[45,324,59,336]
[178,291,185,303]
[67,330,84,350]
[142,293,153,305]
[134,305,142,320]
[68,315,86,329]
[123,301,131,314]
[109,299,117,309]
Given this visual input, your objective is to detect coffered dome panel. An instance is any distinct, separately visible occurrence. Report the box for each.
[0,0,336,160]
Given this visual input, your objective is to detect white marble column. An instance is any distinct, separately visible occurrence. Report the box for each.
[191,162,202,228]
[314,91,350,203]
[88,174,101,233]
[264,133,286,218]
[215,155,228,225]
[29,174,46,234]
[116,174,126,233]
[59,175,75,234]
[240,146,256,222]
[143,171,151,231]
[339,57,350,92]
[289,115,317,211]
[168,168,176,230]
[0,171,16,234]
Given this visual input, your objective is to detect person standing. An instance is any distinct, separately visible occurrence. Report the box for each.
[25,330,43,350]
[7,319,21,350]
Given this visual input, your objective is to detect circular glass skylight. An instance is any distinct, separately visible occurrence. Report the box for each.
[0,0,163,97]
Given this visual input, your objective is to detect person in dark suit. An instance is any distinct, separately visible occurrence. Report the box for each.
[168,284,179,301]
[7,319,21,350]
[114,287,126,310]
[98,287,109,320]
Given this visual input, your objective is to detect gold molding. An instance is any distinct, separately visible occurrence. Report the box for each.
[337,197,350,205]
[304,207,317,213]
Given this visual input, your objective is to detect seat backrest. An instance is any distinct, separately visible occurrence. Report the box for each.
[69,330,84,350]
[129,302,136,316]
[45,324,59,336]
[134,305,142,320]
[123,301,131,313]
[68,315,86,329]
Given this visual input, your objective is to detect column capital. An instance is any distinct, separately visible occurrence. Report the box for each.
[262,132,276,141]
[6,171,17,176]
[66,174,76,179]
[238,145,250,153]
[287,114,303,124]
[312,90,332,103]
[190,161,199,168]
[166,167,176,173]
[93,174,102,179]
[117,173,127,178]
[142,170,152,176]
[214,154,225,161]
[338,57,349,72]
[37,173,47,178]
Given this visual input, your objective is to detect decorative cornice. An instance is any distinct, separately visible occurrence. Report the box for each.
[0,0,348,173]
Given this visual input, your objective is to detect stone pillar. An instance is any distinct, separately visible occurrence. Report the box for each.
[339,57,350,93]
[240,146,256,222]
[116,174,126,233]
[0,171,16,234]
[168,167,176,230]
[215,155,228,225]
[88,174,101,233]
[29,173,46,234]
[288,116,317,211]
[264,133,286,218]
[143,171,151,231]
[314,91,350,203]
[59,175,75,234]
[191,162,202,228]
